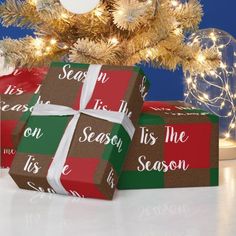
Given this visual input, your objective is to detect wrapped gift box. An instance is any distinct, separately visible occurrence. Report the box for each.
[118,101,219,189]
[0,68,48,168]
[10,62,149,200]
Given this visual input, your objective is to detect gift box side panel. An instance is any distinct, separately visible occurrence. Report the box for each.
[1,94,41,168]
[9,115,71,192]
[118,106,219,189]
[60,115,132,200]
[120,66,150,126]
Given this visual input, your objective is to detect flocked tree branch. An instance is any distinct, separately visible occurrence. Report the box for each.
[0,0,220,75]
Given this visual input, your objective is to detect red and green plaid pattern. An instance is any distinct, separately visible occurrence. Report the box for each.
[0,68,47,168]
[118,101,219,189]
[10,62,149,200]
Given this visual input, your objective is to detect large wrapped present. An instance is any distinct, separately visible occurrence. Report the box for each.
[118,101,219,189]
[10,62,149,200]
[0,68,48,168]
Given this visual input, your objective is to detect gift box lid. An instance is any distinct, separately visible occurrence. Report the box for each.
[140,101,219,125]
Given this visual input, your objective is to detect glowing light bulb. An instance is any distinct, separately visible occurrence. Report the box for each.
[171,0,179,7]
[225,133,230,139]
[186,77,192,85]
[230,123,236,129]
[109,37,119,45]
[220,62,227,69]
[35,50,43,57]
[219,44,225,49]
[60,13,69,20]
[210,32,217,42]
[29,0,37,5]
[50,38,57,45]
[197,54,206,63]
[200,72,205,77]
[46,47,52,53]
[174,28,182,36]
[118,10,124,16]
[94,8,102,17]
[221,102,225,108]
[32,38,44,49]
[203,93,209,100]
[210,70,216,76]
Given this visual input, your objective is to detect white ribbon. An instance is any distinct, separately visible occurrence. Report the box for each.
[31,64,135,195]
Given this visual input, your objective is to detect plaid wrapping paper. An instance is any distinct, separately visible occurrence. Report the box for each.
[0,68,48,168]
[118,101,219,189]
[10,62,149,200]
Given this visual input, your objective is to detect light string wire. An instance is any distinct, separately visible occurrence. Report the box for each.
[184,30,236,140]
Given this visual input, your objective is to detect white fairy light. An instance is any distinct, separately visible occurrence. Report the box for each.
[220,62,227,69]
[185,29,236,142]
[94,8,103,17]
[203,93,209,100]
[171,0,179,7]
[29,0,37,6]
[32,38,44,49]
[50,38,57,45]
[210,32,217,42]
[209,70,216,77]
[186,77,192,85]
[109,37,119,45]
[197,54,206,63]
[174,28,183,36]
[230,123,236,129]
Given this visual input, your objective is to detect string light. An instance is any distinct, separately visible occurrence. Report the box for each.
[50,38,57,45]
[231,123,236,129]
[171,0,179,7]
[94,8,103,17]
[147,0,153,5]
[31,37,58,56]
[197,53,206,64]
[220,62,227,69]
[28,0,37,6]
[35,50,43,57]
[146,49,153,58]
[210,32,217,42]
[109,37,119,45]
[174,28,183,36]
[45,47,52,53]
[60,13,69,20]
[185,30,236,141]
[210,70,216,76]
[32,38,44,48]
[186,77,193,85]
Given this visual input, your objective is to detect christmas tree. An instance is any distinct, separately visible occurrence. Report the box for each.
[0,0,219,74]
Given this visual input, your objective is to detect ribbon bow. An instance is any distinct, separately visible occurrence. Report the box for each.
[32,65,135,195]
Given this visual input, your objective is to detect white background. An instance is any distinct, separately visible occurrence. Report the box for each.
[1,160,236,236]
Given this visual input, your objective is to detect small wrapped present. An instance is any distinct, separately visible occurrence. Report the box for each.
[10,62,149,200]
[118,101,219,189]
[0,68,48,168]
